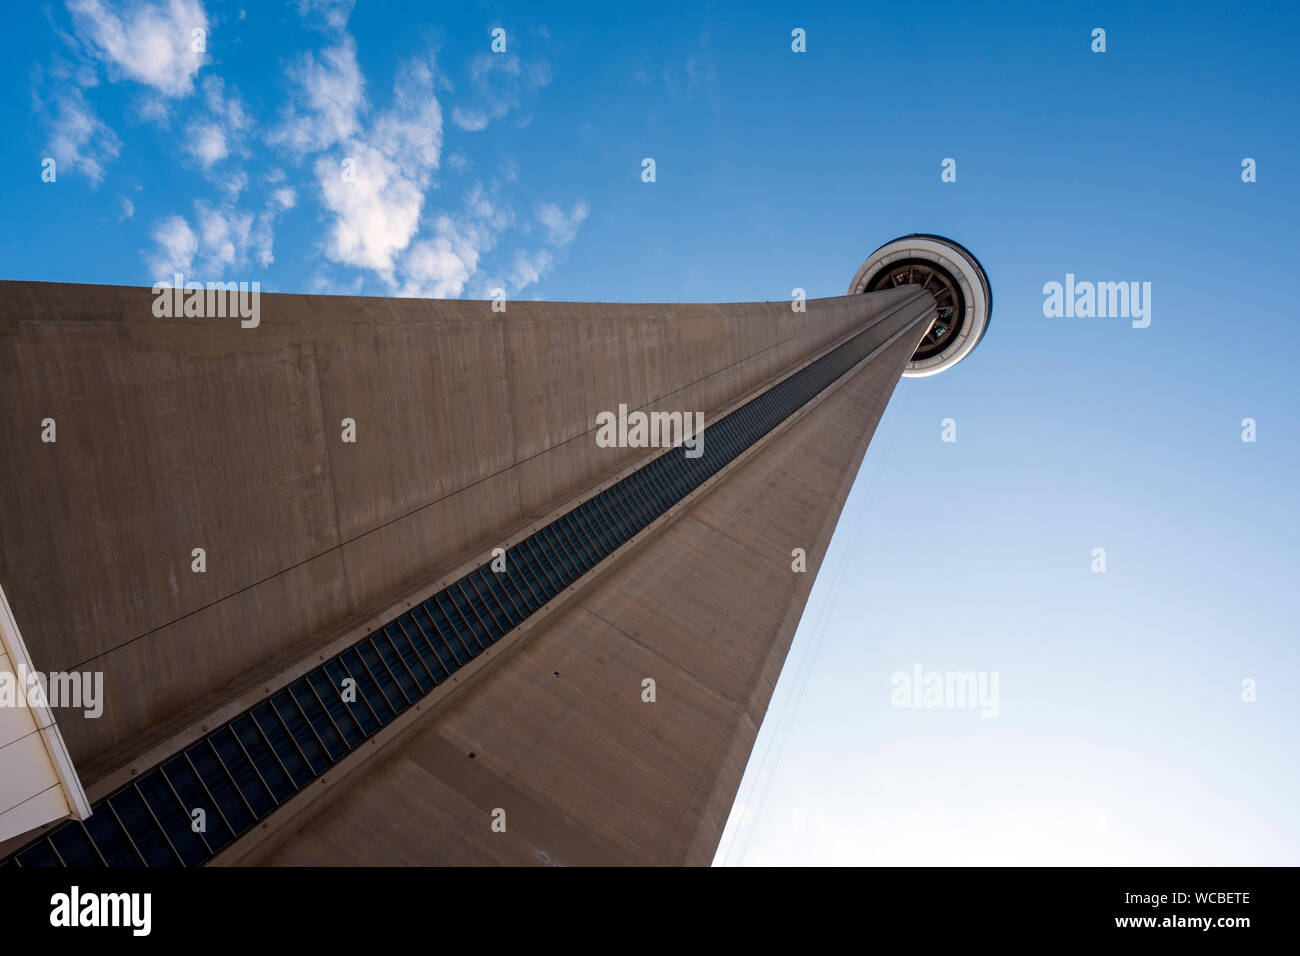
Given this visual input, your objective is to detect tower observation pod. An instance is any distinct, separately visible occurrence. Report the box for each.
[848,234,992,377]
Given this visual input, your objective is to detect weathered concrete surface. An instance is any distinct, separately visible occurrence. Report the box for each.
[256,315,928,866]
[0,282,919,789]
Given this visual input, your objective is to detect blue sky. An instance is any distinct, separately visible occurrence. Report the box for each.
[4,1,1298,865]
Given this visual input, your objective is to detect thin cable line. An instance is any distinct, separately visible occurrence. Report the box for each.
[733,377,913,866]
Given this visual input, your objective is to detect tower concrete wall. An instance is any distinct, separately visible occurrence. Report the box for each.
[0,281,920,788]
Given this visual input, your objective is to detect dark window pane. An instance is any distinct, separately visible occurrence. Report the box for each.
[135,770,207,865]
[231,714,297,801]
[370,632,420,702]
[48,822,103,867]
[84,806,145,866]
[250,702,312,788]
[308,668,367,747]
[186,741,255,836]
[106,789,178,866]
[14,841,61,867]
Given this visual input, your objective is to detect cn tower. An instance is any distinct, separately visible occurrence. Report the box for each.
[0,235,990,866]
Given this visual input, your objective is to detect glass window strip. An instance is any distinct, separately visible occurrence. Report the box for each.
[406,607,457,676]
[518,538,562,597]
[377,628,423,699]
[223,721,283,809]
[329,656,384,732]
[393,618,440,688]
[257,701,317,783]
[560,513,599,569]
[234,715,298,801]
[453,580,494,646]
[180,751,239,839]
[467,570,513,633]
[362,636,413,707]
[271,690,332,770]
[157,765,214,856]
[201,737,260,823]
[440,585,485,651]
[306,668,366,745]
[295,678,351,758]
[564,509,602,565]
[413,601,465,667]
[347,644,399,717]
[130,782,185,866]
[433,590,480,656]
[103,802,148,867]
[538,525,580,580]
[504,548,545,609]
[571,503,610,558]
[78,820,109,866]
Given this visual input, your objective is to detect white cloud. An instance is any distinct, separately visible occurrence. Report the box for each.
[393,183,511,298]
[200,75,249,129]
[295,0,354,31]
[536,199,588,247]
[509,248,552,293]
[186,122,227,166]
[315,144,423,278]
[193,200,253,270]
[397,217,482,299]
[525,60,552,88]
[260,32,569,300]
[312,55,445,283]
[41,87,121,184]
[450,52,550,132]
[220,170,250,200]
[181,76,252,197]
[119,196,135,220]
[144,194,290,279]
[308,269,364,295]
[132,94,170,125]
[450,107,489,132]
[66,0,209,98]
[147,214,198,276]
[462,182,511,229]
[37,0,210,182]
[269,37,366,155]
[470,52,520,83]
[371,59,442,169]
[497,198,588,294]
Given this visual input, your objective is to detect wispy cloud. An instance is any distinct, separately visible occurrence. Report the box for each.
[37,86,121,184]
[268,37,367,156]
[145,194,291,278]
[536,199,588,247]
[120,14,580,298]
[449,51,551,132]
[496,199,589,294]
[183,76,250,170]
[295,0,354,32]
[395,183,512,298]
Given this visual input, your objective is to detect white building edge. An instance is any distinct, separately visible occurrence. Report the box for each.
[0,583,90,844]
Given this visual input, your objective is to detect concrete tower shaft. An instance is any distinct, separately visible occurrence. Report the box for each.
[0,238,988,865]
